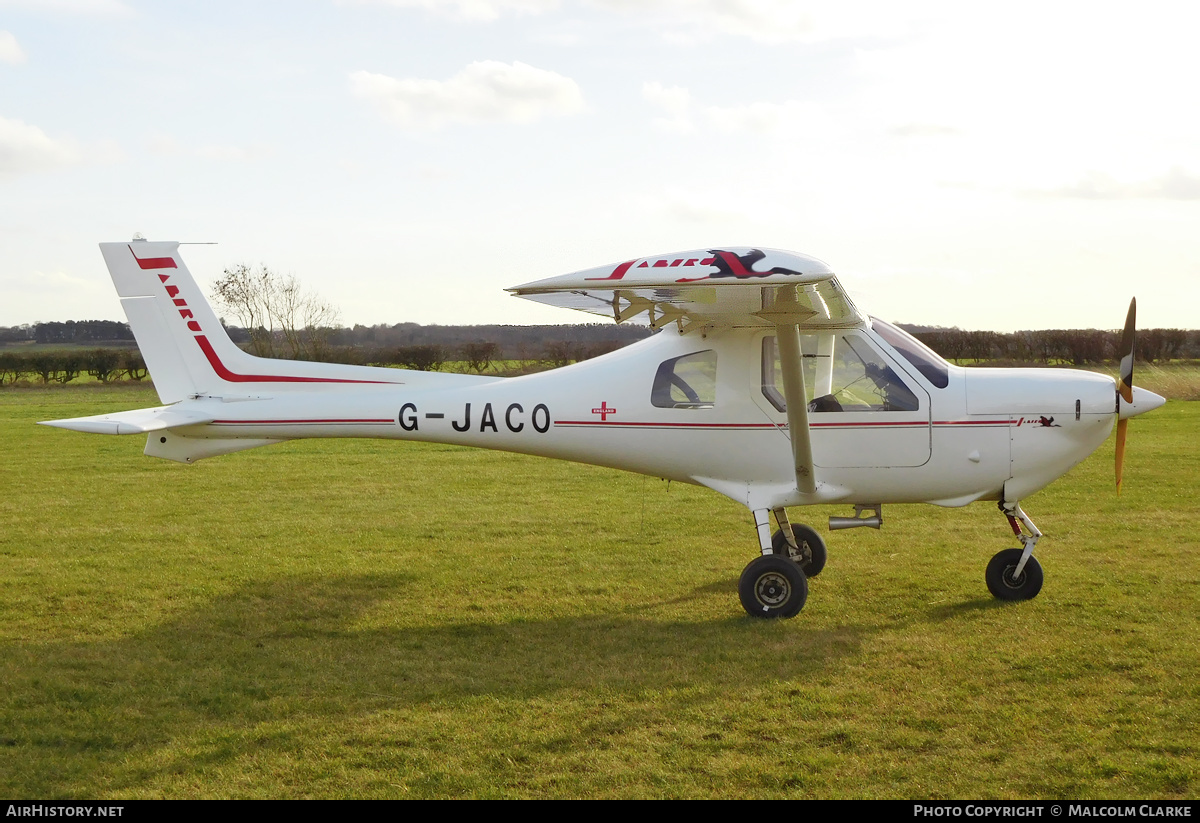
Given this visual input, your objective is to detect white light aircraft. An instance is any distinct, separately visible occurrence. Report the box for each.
[43,240,1166,618]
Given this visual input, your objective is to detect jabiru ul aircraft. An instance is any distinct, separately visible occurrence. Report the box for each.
[42,240,1166,618]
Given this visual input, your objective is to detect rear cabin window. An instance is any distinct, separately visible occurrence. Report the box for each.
[762,334,919,413]
[652,350,717,409]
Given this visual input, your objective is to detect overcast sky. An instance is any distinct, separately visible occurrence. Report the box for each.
[2,0,1198,332]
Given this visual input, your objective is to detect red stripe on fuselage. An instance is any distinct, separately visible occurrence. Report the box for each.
[211,418,395,425]
[194,335,395,384]
[554,420,777,428]
[554,419,1017,429]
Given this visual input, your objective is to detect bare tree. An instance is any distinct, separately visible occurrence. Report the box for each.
[460,341,498,373]
[393,345,445,371]
[211,264,340,360]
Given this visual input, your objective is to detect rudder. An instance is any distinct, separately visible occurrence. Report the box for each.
[101,239,241,403]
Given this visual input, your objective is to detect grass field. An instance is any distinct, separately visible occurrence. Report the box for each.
[1042,363,1200,402]
[1,385,1197,799]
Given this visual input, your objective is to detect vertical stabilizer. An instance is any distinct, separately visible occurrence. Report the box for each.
[101,239,408,404]
[101,240,239,403]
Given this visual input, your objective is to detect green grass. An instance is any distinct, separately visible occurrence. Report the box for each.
[1,386,1197,798]
[1107,362,1200,401]
[960,362,1200,401]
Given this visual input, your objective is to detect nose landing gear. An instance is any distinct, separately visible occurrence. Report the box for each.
[988,501,1044,602]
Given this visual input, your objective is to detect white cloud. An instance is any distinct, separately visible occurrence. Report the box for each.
[146,134,272,162]
[589,0,922,44]
[642,81,692,134]
[350,61,585,129]
[0,117,83,178]
[703,100,833,135]
[1040,168,1200,201]
[0,31,25,64]
[340,0,559,22]
[0,0,134,14]
[593,0,813,43]
[642,82,838,139]
[345,0,932,39]
[146,134,181,155]
[414,162,458,180]
[846,6,1200,192]
[196,144,273,162]
[642,81,689,116]
[891,123,959,138]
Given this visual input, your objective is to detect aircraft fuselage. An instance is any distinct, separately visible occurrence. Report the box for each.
[147,324,1129,515]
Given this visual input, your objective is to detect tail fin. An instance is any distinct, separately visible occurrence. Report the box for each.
[104,240,234,402]
[102,239,402,403]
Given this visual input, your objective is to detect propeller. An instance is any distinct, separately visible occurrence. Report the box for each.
[1115,298,1136,494]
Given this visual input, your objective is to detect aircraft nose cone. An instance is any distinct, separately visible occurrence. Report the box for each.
[1119,385,1167,419]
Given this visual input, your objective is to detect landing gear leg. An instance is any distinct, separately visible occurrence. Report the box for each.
[771,507,827,578]
[740,508,809,618]
[753,508,773,557]
[986,501,1044,601]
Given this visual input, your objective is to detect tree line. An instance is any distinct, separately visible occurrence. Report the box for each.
[7,265,1194,373]
[0,349,147,385]
[4,325,1196,387]
[908,327,1198,365]
[0,336,636,386]
[0,320,136,345]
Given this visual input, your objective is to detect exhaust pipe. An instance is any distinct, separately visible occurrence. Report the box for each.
[829,504,882,531]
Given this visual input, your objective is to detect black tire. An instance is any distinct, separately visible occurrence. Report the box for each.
[771,525,828,578]
[739,555,808,618]
[985,549,1044,601]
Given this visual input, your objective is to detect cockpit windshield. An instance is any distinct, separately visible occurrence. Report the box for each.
[870,318,950,389]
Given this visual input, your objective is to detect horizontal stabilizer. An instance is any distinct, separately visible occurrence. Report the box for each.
[39,406,216,435]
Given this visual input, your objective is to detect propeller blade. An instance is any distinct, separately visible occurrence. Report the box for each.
[1118,297,1136,404]
[1115,297,1135,494]
[1115,417,1128,494]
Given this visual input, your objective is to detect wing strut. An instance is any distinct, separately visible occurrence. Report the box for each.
[772,287,817,495]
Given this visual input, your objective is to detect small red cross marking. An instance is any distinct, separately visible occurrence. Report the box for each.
[591,401,616,421]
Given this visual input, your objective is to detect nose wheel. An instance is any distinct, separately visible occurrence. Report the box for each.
[989,501,1045,602]
[986,548,1044,601]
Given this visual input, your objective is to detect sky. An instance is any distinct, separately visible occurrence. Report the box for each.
[2,0,1198,332]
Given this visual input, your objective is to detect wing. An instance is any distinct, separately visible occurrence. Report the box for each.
[511,247,856,497]
[507,247,866,333]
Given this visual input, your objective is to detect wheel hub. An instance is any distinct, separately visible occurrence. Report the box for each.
[754,572,791,607]
[1001,565,1026,589]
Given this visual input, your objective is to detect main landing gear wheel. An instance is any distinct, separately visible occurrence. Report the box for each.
[771,525,827,578]
[986,548,1044,602]
[739,555,808,618]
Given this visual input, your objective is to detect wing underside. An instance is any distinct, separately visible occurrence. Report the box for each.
[508,247,866,333]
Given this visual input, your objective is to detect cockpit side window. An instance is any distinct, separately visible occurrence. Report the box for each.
[762,333,920,413]
[870,318,950,389]
[652,350,717,409]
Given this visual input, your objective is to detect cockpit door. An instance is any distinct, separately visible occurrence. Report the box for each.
[752,330,931,468]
